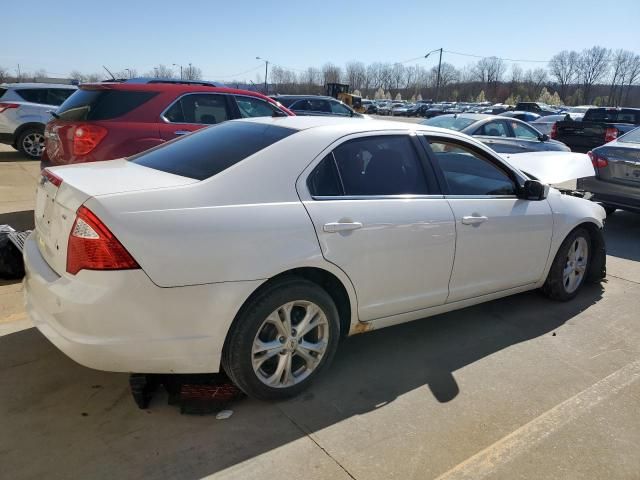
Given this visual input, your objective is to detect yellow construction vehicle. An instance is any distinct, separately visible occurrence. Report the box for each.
[326,83,365,113]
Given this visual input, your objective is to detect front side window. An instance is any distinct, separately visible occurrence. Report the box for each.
[235,96,279,118]
[428,140,516,196]
[308,135,429,196]
[164,94,230,124]
[330,101,351,115]
[510,121,539,139]
[475,121,509,137]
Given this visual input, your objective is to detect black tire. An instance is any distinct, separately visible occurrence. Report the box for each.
[542,228,591,301]
[222,277,340,401]
[17,126,45,159]
[602,204,617,216]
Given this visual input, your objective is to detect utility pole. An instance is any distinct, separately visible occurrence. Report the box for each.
[256,57,269,94]
[425,48,443,102]
[188,63,192,80]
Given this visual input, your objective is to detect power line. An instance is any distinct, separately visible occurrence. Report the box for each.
[443,50,549,63]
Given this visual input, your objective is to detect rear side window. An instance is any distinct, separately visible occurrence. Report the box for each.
[16,89,48,104]
[55,89,157,121]
[308,136,429,196]
[47,88,75,106]
[130,121,296,180]
[584,109,640,124]
[0,88,8,99]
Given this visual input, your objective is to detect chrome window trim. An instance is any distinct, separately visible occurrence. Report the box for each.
[310,194,446,201]
[444,195,519,199]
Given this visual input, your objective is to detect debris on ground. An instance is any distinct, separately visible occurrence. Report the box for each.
[129,372,245,415]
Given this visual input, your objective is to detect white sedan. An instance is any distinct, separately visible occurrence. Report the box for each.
[24,116,606,400]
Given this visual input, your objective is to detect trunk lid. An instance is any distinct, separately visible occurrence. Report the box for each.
[35,161,197,275]
[596,145,640,187]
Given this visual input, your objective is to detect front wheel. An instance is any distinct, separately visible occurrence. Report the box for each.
[542,228,590,301]
[222,278,340,400]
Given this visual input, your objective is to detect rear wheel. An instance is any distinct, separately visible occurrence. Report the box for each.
[542,228,590,301]
[222,278,340,400]
[17,127,45,159]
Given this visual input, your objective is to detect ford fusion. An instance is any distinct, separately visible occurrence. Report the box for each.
[24,117,606,400]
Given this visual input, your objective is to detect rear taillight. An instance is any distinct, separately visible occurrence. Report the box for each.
[41,168,63,187]
[72,125,107,156]
[604,127,618,143]
[0,102,20,113]
[550,122,558,139]
[588,151,608,169]
[67,206,139,275]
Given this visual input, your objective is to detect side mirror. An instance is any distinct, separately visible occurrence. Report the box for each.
[520,180,549,201]
[539,133,549,142]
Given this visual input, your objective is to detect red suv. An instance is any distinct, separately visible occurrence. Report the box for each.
[41,80,293,167]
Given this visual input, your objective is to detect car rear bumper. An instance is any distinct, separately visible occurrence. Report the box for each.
[23,233,262,373]
[578,177,640,212]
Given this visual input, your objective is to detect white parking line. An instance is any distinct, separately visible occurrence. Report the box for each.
[434,358,640,480]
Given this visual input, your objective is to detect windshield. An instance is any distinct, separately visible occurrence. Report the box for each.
[421,116,478,131]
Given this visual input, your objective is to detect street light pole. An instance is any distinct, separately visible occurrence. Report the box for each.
[173,64,183,80]
[425,48,443,102]
[256,57,269,94]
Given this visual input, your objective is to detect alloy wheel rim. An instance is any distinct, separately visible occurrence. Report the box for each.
[23,133,44,157]
[252,300,329,388]
[563,237,589,294]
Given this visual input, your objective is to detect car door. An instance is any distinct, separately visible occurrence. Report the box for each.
[472,119,522,154]
[158,93,234,141]
[298,133,456,321]
[424,137,553,303]
[508,120,546,152]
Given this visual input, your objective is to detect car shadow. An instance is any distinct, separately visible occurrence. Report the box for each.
[0,283,603,479]
[603,210,640,262]
[0,210,35,231]
[0,149,33,163]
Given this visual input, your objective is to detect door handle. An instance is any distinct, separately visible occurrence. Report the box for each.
[323,222,363,233]
[174,130,191,136]
[462,216,488,225]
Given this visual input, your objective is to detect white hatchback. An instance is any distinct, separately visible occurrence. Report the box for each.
[24,116,607,400]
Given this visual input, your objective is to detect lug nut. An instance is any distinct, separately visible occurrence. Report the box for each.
[279,336,285,343]
[291,329,297,337]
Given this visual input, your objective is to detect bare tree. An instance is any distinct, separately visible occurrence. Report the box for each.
[69,70,87,83]
[623,54,640,105]
[345,61,366,90]
[301,67,321,90]
[577,46,610,104]
[183,64,202,80]
[391,63,406,89]
[548,50,579,102]
[147,64,175,79]
[321,63,342,85]
[0,66,8,83]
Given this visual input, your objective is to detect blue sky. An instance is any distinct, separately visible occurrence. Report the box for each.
[3,0,639,81]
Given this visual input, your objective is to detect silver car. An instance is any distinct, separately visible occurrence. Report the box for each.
[0,83,77,158]
[578,126,640,215]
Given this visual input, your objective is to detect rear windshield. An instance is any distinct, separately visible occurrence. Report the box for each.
[619,127,640,144]
[130,121,296,180]
[55,89,157,121]
[422,116,477,131]
[583,109,639,124]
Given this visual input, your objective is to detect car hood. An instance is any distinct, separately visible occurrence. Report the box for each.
[502,151,595,185]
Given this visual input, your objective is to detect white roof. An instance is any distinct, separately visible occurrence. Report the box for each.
[0,83,77,89]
